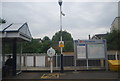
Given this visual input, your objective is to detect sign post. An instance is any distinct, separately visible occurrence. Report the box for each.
[59,41,64,73]
[47,47,56,73]
[50,57,53,73]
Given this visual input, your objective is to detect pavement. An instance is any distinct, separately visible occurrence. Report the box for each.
[2,71,120,81]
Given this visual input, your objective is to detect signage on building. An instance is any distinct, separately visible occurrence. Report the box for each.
[74,39,108,70]
[77,44,86,59]
[74,39,106,59]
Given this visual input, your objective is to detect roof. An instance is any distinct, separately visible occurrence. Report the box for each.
[94,34,107,37]
[0,23,32,41]
[111,17,120,25]
[0,23,11,31]
[92,34,107,39]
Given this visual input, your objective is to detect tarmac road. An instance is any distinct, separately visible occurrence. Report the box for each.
[59,71,119,79]
[2,71,120,81]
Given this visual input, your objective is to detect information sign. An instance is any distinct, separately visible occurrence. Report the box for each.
[74,39,106,59]
[47,47,55,57]
[87,44,105,58]
[77,44,86,59]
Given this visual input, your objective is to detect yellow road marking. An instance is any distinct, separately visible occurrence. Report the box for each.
[41,73,60,79]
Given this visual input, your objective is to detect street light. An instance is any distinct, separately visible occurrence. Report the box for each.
[58,0,64,73]
[58,0,62,6]
[58,0,63,35]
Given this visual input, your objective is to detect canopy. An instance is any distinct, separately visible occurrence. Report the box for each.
[0,23,32,76]
[0,23,32,41]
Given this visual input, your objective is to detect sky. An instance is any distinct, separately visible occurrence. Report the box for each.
[0,0,119,40]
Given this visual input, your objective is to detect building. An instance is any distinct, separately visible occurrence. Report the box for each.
[92,34,107,39]
[110,17,120,31]
[0,23,32,76]
[92,17,120,39]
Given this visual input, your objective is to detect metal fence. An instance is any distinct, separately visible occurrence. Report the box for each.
[3,51,120,70]
[18,54,103,67]
[20,54,74,67]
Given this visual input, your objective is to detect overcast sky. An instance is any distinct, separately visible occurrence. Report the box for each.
[1,1,119,40]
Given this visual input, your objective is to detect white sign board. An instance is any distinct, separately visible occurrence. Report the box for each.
[47,47,55,57]
[74,39,107,70]
[87,44,105,59]
[74,40,106,59]
[77,44,86,59]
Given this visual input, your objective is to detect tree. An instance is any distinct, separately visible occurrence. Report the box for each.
[22,39,43,53]
[43,36,50,41]
[2,42,12,54]
[52,30,73,41]
[52,30,74,52]
[21,37,53,53]
[105,30,120,50]
[41,40,53,53]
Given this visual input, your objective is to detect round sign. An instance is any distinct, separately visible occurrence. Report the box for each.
[47,47,55,57]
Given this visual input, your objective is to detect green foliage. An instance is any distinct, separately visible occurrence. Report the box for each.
[41,36,53,53]
[43,36,50,41]
[52,30,73,41]
[2,31,74,54]
[41,40,53,53]
[63,41,74,52]
[105,30,120,50]
[2,43,12,54]
[22,39,43,53]
[52,30,74,52]
[22,36,53,53]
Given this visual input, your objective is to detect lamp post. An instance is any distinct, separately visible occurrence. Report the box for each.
[58,0,64,73]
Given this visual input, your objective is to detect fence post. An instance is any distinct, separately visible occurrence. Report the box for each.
[115,51,118,60]
[105,40,108,71]
[74,42,77,71]
[100,59,104,67]
[56,53,58,68]
[86,44,89,69]
[34,54,36,67]
[25,53,27,70]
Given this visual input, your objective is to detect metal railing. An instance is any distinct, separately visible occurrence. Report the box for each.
[3,51,120,70]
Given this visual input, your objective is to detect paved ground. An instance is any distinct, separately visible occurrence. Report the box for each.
[2,71,120,81]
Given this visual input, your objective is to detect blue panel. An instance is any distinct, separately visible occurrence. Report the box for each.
[79,44,85,46]
[74,40,78,43]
